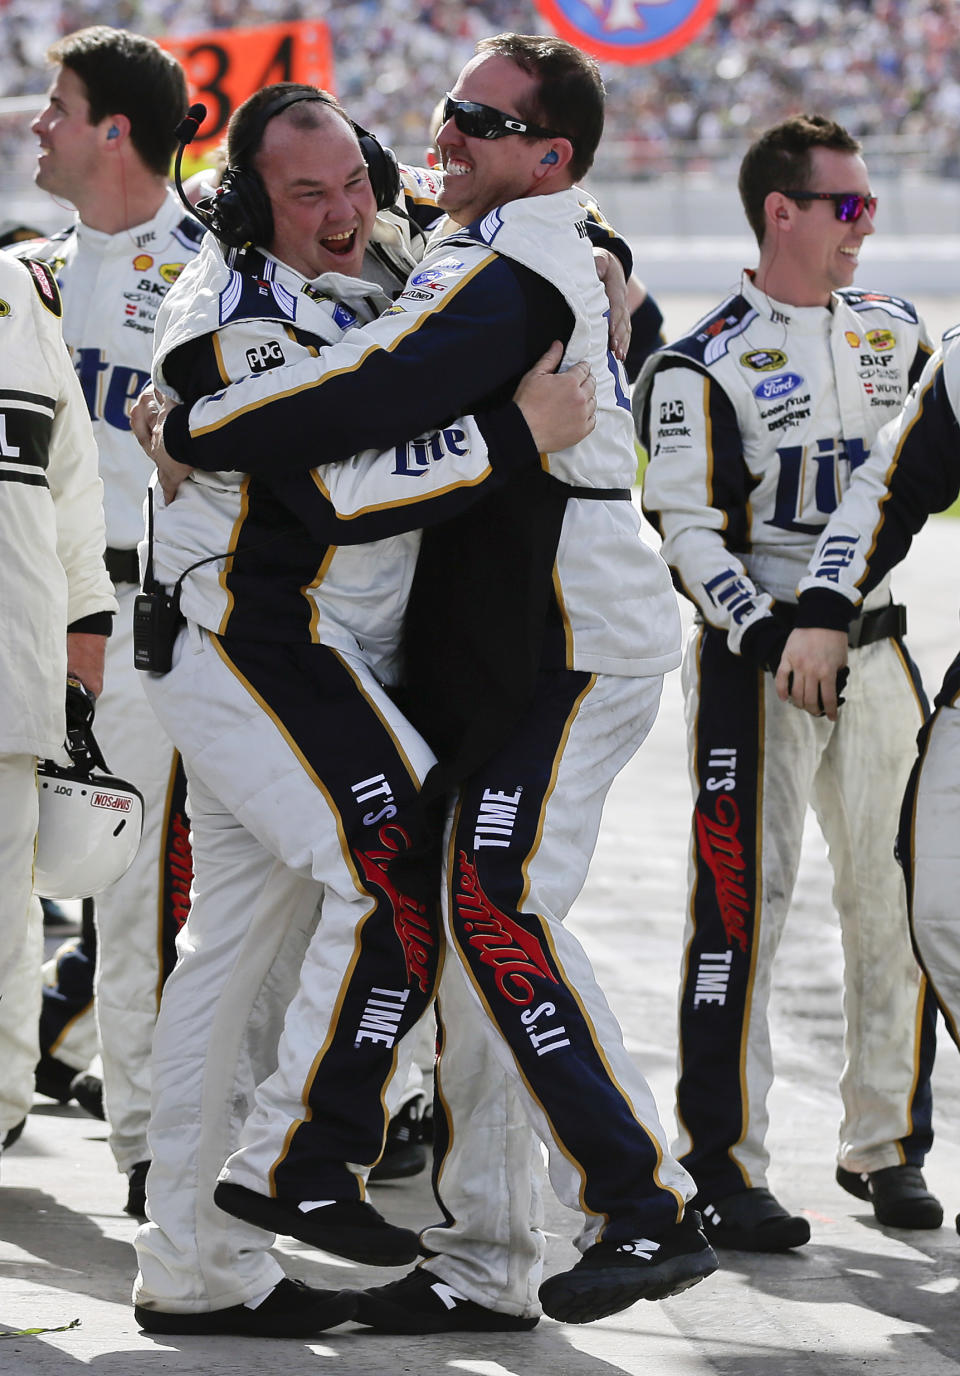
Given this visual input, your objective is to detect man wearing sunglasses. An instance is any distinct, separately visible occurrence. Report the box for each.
[638,113,940,1252]
[144,32,718,1334]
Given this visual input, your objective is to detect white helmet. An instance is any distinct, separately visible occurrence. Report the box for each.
[33,680,144,900]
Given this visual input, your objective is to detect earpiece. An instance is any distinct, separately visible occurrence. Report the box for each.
[541,149,559,165]
[107,125,120,140]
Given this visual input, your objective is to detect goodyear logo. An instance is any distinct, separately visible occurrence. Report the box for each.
[866,328,896,351]
[740,349,788,372]
[159,262,184,285]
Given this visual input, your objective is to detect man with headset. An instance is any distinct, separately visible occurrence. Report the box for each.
[3,26,202,1216]
[131,80,600,1339]
[139,35,718,1337]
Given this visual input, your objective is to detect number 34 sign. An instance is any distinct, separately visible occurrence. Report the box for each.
[160,21,334,151]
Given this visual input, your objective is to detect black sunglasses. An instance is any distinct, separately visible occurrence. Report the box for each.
[780,190,878,223]
[442,93,563,142]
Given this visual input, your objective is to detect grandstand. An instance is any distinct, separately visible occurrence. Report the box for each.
[4,0,960,292]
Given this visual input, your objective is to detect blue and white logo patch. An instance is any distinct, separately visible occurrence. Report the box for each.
[332,302,358,330]
[754,372,804,401]
[411,256,466,286]
[478,208,505,244]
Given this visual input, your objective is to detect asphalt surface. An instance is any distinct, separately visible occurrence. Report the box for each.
[3,293,960,1373]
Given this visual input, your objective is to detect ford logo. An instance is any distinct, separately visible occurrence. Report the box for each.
[754,372,804,400]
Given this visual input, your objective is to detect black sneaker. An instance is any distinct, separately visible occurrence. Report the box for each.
[125,1161,150,1219]
[701,1187,810,1252]
[836,1165,943,1229]
[2,1119,25,1152]
[214,1181,420,1266]
[134,1277,355,1337]
[355,1267,539,1333]
[70,1071,105,1121]
[369,1101,428,1182]
[34,1052,77,1104]
[538,1210,718,1324]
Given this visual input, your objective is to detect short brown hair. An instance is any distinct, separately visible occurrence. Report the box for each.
[48,27,187,177]
[474,33,605,181]
[738,114,861,246]
[226,84,351,170]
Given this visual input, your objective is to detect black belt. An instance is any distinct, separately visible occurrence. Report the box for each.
[846,602,907,648]
[104,546,140,585]
[544,474,632,500]
[569,486,632,500]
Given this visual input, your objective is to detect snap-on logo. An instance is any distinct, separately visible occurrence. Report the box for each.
[91,792,132,812]
[754,372,804,400]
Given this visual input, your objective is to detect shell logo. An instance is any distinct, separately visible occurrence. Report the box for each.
[133,254,153,271]
[845,331,861,348]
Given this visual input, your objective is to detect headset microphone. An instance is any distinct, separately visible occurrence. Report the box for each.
[172,102,216,231]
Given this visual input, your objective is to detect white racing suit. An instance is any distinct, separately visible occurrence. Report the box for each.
[0,257,116,1134]
[153,189,692,1318]
[798,330,960,1057]
[5,193,203,1174]
[134,227,559,1313]
[638,272,938,1204]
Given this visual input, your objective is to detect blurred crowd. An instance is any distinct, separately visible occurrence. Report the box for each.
[3,0,960,174]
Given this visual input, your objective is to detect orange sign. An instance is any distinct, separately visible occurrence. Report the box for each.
[160,22,334,152]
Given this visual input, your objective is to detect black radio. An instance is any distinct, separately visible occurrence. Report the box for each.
[133,584,182,674]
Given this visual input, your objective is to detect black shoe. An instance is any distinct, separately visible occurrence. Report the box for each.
[34,1052,77,1104]
[125,1161,150,1219]
[538,1210,718,1324]
[369,1101,428,1182]
[836,1165,943,1229]
[355,1267,538,1333]
[134,1277,355,1337]
[700,1187,810,1252]
[2,1119,25,1152]
[70,1071,105,1121]
[214,1181,420,1266]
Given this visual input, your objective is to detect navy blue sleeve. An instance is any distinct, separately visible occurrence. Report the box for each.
[624,291,664,384]
[163,256,573,477]
[270,400,540,545]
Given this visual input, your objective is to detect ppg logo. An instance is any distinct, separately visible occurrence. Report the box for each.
[660,399,685,424]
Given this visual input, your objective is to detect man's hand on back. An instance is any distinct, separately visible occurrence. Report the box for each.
[513,341,596,453]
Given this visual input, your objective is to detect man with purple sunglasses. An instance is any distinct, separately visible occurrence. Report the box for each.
[637,112,942,1251]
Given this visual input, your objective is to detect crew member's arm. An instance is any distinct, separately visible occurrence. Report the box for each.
[641,359,785,668]
[35,267,116,696]
[154,298,591,540]
[623,278,664,384]
[780,339,960,717]
[161,252,574,480]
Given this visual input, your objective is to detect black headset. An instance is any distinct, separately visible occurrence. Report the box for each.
[175,89,401,250]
